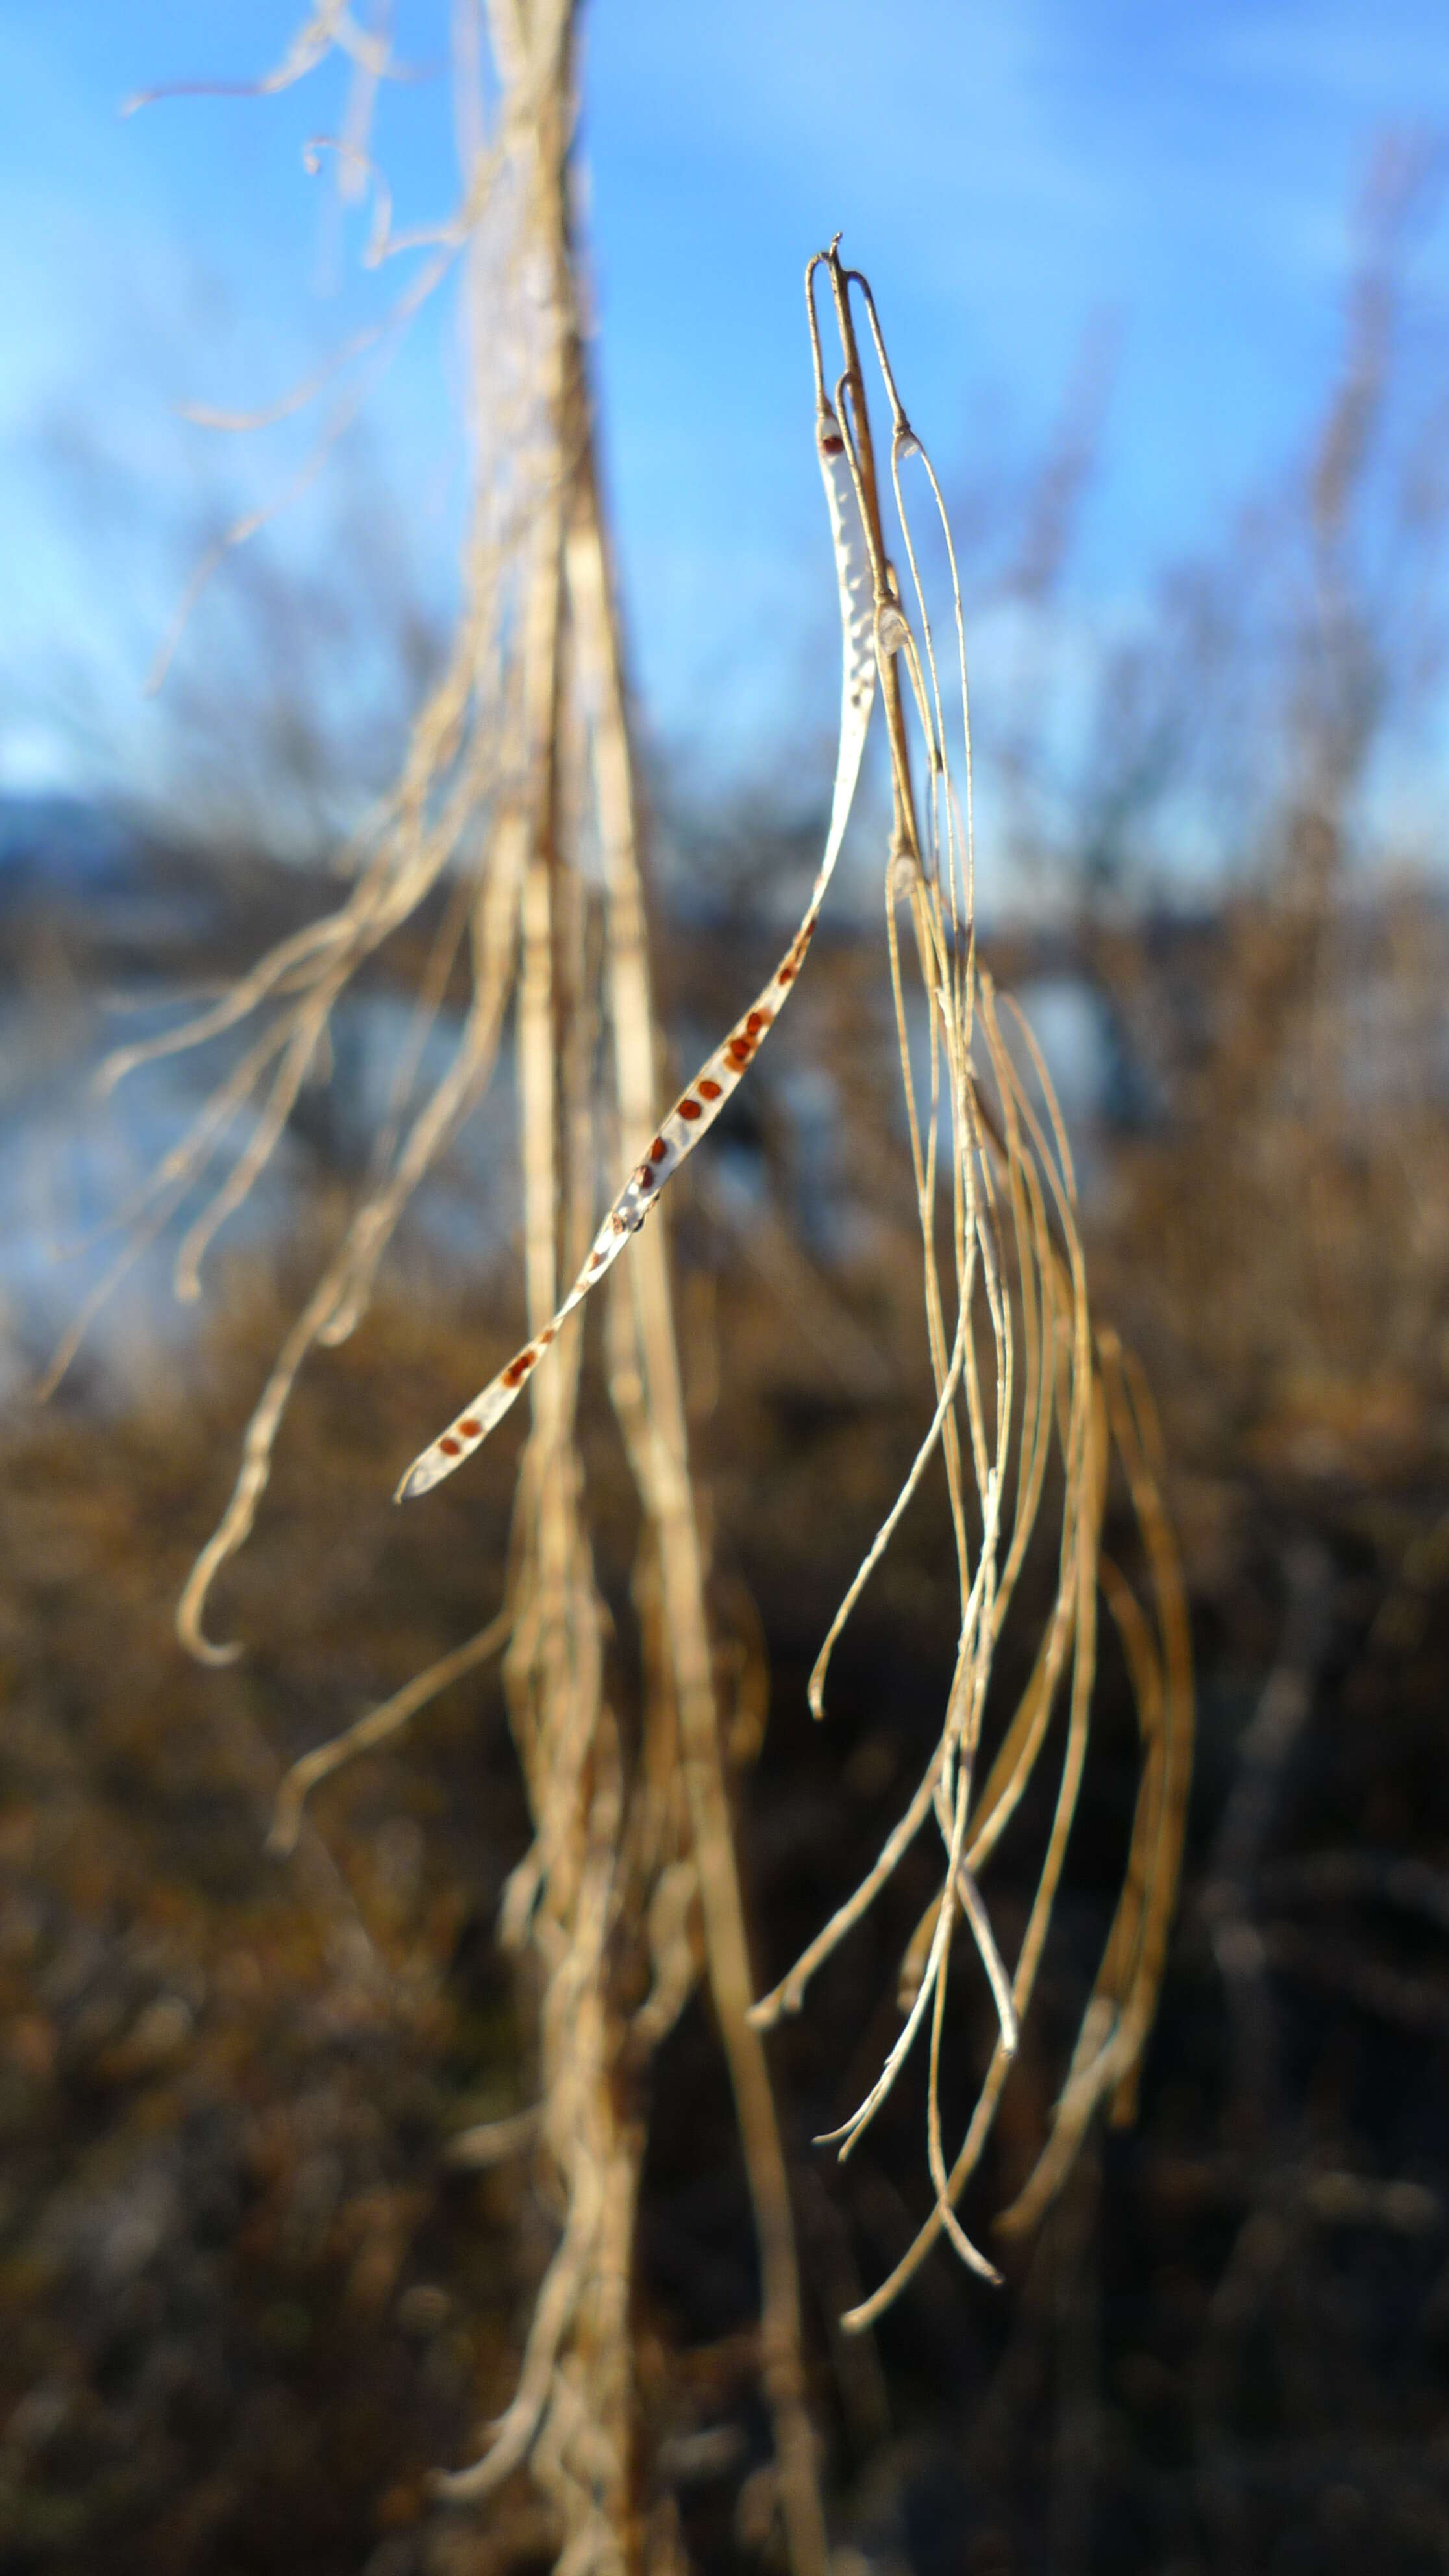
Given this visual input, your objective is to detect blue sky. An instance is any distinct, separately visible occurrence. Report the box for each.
[3,0,1449,831]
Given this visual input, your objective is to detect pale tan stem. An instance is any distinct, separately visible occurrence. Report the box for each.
[268,1609,512,1855]
[571,471,829,2576]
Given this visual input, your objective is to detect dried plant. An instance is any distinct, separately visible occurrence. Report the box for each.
[55,13,1193,2567]
[394,239,1193,2325]
[751,254,1194,2320]
[63,8,825,2571]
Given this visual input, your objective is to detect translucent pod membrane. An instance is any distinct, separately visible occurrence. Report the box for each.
[395,404,877,1500]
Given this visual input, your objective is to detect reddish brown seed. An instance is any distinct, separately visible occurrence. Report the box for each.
[727,1037,751,1065]
[650,1136,667,1161]
[678,1097,702,1121]
[698,1078,722,1101]
[821,432,844,454]
[541,1325,556,1343]
[638,1165,654,1190]
[778,962,795,982]
[502,1349,536,1389]
[440,1435,462,1457]
[746,1009,769,1034]
[458,1418,481,1437]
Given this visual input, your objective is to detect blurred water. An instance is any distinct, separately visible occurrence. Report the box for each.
[0,961,1141,1417]
[0,978,519,1411]
[0,802,1169,1417]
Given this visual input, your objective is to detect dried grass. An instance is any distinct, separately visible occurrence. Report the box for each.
[736,250,1192,2325]
[54,19,1193,2570]
[82,8,826,2566]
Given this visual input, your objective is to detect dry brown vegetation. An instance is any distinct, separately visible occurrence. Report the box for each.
[8,21,1449,2576]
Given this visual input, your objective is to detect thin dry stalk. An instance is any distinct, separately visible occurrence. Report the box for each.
[732,249,1193,2323]
[66,24,1193,2546]
[78,9,830,2571]
[395,239,1192,2334]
